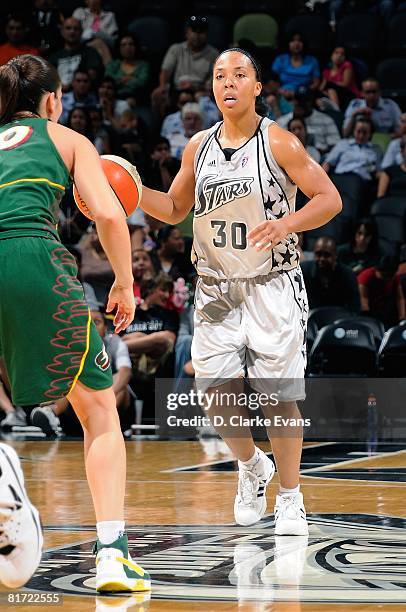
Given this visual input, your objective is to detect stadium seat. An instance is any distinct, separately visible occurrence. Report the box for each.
[371,197,406,252]
[377,324,406,377]
[128,17,170,59]
[305,216,346,250]
[371,132,392,153]
[335,316,385,347]
[285,14,330,55]
[233,13,278,48]
[204,15,232,50]
[376,58,406,101]
[309,321,377,376]
[308,306,352,330]
[331,172,364,222]
[387,13,406,55]
[336,14,381,59]
[191,0,234,16]
[306,317,318,354]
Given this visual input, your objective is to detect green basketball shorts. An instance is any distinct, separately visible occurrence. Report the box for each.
[0,237,113,406]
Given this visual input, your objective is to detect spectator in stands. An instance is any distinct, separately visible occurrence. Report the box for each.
[278,87,340,155]
[105,33,149,103]
[381,113,406,170]
[31,0,63,56]
[91,309,132,411]
[263,70,293,122]
[143,214,165,252]
[328,0,396,27]
[301,237,361,312]
[66,106,93,140]
[358,255,405,328]
[0,15,39,65]
[132,247,156,305]
[73,0,118,47]
[174,273,197,383]
[98,76,130,126]
[153,15,218,97]
[88,105,113,154]
[271,32,320,99]
[122,274,179,380]
[80,225,115,306]
[167,102,203,160]
[343,77,401,137]
[117,109,147,169]
[161,89,195,139]
[320,46,360,110]
[322,116,382,182]
[195,81,221,129]
[378,135,406,198]
[145,137,181,192]
[154,225,194,281]
[338,218,380,273]
[60,69,97,124]
[288,116,321,162]
[49,17,103,91]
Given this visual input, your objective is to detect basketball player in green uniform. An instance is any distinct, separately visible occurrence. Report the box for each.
[0,55,150,592]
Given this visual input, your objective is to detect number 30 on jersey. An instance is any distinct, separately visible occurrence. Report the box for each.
[211,220,247,250]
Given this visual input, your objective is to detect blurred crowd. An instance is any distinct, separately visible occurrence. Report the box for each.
[1,0,406,435]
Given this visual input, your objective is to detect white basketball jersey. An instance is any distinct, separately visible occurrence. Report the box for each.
[192,117,299,279]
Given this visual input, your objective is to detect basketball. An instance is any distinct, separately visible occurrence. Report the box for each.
[73,154,142,220]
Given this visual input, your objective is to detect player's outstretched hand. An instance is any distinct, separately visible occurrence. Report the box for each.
[247,218,290,251]
[106,281,135,334]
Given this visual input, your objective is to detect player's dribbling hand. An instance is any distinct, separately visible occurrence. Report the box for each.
[247,218,290,251]
[106,281,135,334]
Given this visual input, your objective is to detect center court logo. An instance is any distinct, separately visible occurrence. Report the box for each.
[195,174,254,217]
[27,515,406,603]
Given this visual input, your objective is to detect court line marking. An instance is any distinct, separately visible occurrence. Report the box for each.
[301,448,406,474]
[161,441,335,473]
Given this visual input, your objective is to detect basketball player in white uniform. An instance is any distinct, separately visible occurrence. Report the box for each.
[140,48,342,534]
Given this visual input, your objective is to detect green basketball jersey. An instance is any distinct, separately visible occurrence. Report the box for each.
[0,117,70,240]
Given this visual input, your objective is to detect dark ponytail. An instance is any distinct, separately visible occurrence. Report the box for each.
[0,54,61,125]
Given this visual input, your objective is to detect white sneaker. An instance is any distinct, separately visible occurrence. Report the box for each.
[0,443,43,588]
[95,534,151,593]
[274,492,309,536]
[30,406,62,436]
[234,448,275,526]
[1,408,27,430]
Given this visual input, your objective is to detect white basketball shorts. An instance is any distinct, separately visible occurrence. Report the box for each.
[191,267,308,401]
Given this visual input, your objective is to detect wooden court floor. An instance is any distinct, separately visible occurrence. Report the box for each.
[0,438,405,611]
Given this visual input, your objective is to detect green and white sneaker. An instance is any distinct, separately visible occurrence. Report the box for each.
[95,534,151,593]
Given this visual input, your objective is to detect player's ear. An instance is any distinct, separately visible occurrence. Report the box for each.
[254,81,262,98]
[44,92,56,118]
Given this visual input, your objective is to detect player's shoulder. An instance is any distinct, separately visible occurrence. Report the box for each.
[182,129,212,161]
[47,121,92,148]
[268,121,302,152]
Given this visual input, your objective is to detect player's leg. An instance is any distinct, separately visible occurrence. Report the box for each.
[246,269,309,535]
[67,381,151,593]
[0,443,42,588]
[192,278,275,526]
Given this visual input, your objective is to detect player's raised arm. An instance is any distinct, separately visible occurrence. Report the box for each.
[67,128,135,330]
[139,131,207,224]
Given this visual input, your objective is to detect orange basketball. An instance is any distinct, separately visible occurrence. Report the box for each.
[73,154,142,220]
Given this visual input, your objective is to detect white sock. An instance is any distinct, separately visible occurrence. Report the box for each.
[279,485,300,497]
[240,447,267,476]
[97,520,125,545]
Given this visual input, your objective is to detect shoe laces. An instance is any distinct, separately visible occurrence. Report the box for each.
[276,495,301,520]
[238,469,259,505]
